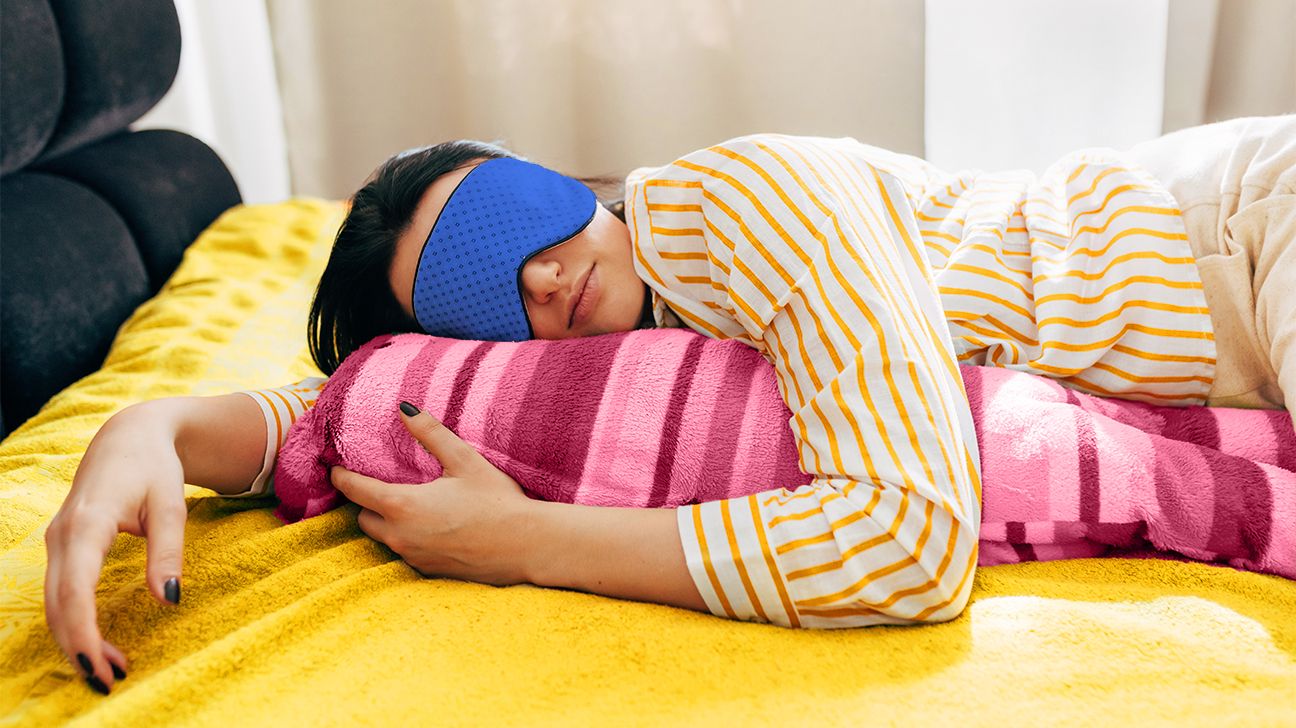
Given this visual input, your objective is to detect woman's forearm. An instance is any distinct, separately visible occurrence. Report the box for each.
[522,500,709,614]
[123,393,268,495]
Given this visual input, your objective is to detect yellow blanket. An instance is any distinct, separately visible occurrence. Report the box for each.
[1,200,1293,726]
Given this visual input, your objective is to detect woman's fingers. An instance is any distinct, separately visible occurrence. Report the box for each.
[49,513,118,691]
[355,506,390,545]
[46,510,137,694]
[143,486,187,606]
[42,535,66,656]
[101,640,129,680]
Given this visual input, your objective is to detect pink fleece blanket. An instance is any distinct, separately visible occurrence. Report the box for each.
[273,330,1296,579]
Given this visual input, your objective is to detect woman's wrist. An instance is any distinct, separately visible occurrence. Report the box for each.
[515,499,551,586]
[518,498,708,613]
[105,399,184,452]
[117,395,268,495]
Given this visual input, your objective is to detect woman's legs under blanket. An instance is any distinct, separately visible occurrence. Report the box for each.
[1231,194,1296,429]
[1126,114,1296,429]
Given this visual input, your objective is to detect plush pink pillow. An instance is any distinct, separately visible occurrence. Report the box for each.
[273,329,809,522]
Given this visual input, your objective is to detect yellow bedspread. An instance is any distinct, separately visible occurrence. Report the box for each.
[1,200,1293,726]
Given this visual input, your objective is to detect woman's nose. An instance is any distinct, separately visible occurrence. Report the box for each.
[522,258,561,304]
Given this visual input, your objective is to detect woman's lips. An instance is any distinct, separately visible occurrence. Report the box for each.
[570,264,598,328]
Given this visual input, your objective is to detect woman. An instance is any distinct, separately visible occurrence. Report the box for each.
[45,115,1294,695]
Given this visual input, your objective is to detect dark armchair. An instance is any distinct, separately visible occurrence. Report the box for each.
[0,0,242,439]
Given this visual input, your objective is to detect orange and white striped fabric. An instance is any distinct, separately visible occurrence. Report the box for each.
[884,147,1217,404]
[627,135,983,628]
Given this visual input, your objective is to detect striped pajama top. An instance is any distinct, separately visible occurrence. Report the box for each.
[228,133,1215,629]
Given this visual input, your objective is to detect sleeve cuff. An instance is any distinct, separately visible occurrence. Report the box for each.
[219,472,275,499]
[217,391,282,498]
[218,378,326,498]
[676,497,799,628]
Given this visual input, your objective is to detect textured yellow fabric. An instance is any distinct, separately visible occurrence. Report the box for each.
[1,199,1293,725]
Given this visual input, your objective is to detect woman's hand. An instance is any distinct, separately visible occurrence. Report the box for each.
[44,403,188,696]
[329,402,536,587]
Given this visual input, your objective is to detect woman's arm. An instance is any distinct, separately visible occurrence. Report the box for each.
[623,135,983,628]
[523,501,708,613]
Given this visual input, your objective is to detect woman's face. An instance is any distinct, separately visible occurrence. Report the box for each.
[387,159,648,339]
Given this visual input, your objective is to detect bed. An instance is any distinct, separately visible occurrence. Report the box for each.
[1,198,1293,725]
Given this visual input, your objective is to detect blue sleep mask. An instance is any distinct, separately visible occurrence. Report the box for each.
[410,157,597,341]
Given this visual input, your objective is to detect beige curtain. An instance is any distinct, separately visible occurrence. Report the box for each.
[1201,0,1296,124]
[266,0,926,198]
[1164,0,1296,132]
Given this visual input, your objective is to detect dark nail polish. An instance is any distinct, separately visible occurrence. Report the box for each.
[86,675,110,695]
[399,401,420,417]
[76,652,93,675]
[111,662,127,681]
[165,577,180,605]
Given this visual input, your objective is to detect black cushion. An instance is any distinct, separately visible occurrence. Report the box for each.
[38,0,181,162]
[0,172,150,430]
[0,0,64,174]
[37,129,242,290]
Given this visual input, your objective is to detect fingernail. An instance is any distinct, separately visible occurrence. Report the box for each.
[77,652,93,675]
[111,662,127,681]
[399,401,420,417]
[165,577,180,605]
[86,675,110,695]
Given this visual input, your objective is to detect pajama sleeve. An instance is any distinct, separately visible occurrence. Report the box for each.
[627,134,983,629]
[220,376,328,498]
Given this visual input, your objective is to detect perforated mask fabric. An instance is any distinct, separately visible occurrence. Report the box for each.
[411,157,597,341]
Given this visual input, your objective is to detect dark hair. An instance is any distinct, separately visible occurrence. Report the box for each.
[577,174,628,223]
[306,140,633,376]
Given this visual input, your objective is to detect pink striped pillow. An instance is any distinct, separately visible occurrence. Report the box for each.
[271,329,1296,580]
[272,330,810,523]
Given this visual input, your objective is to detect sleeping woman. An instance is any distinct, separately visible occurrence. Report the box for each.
[45,114,1295,694]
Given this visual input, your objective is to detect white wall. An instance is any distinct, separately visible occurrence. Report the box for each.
[924,0,1169,174]
[134,0,291,204]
